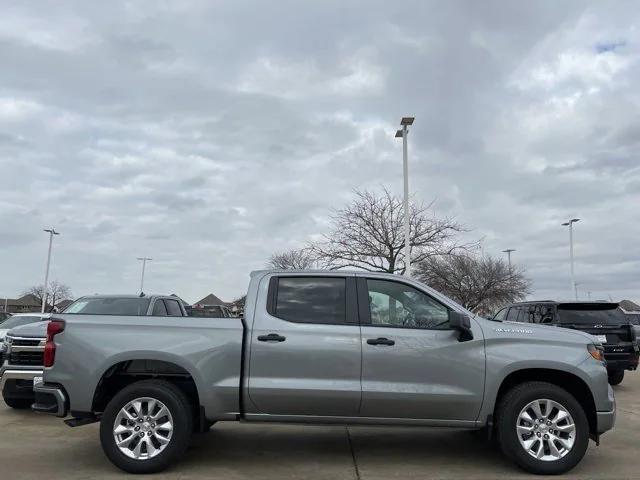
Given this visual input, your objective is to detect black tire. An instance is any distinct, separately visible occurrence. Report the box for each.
[607,369,624,386]
[496,381,589,475]
[2,396,33,409]
[99,379,193,474]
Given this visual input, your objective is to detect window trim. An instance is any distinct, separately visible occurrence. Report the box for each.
[266,275,358,326]
[357,277,452,331]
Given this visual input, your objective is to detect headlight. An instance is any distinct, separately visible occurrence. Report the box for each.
[588,343,605,362]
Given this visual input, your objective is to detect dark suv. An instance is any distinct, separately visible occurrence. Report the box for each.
[493,301,639,385]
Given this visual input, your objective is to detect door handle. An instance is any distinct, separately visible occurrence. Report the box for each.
[367,337,395,346]
[257,333,286,342]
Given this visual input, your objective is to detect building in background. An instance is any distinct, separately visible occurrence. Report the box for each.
[1,294,43,314]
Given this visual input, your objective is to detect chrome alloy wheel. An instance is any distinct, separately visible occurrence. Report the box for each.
[113,397,174,460]
[516,398,576,461]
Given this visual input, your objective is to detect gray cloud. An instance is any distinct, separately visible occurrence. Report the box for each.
[0,0,638,304]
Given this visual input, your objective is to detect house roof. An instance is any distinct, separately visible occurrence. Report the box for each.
[193,293,225,306]
[3,294,42,307]
[619,299,640,313]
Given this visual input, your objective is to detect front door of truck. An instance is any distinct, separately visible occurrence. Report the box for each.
[357,277,485,421]
[247,274,362,416]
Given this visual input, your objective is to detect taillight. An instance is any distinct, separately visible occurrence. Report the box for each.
[43,320,65,367]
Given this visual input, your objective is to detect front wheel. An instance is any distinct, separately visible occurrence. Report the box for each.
[99,379,193,474]
[496,381,589,475]
[607,369,624,386]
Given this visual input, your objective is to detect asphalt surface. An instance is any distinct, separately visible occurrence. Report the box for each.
[0,373,638,479]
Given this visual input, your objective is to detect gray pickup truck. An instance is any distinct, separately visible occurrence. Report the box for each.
[0,295,187,409]
[0,314,50,409]
[34,271,615,475]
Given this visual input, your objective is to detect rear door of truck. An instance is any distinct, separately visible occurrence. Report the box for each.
[246,272,361,417]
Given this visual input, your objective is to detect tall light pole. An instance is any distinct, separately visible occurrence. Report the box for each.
[502,249,516,271]
[137,257,152,294]
[562,218,580,300]
[42,228,60,313]
[395,116,415,277]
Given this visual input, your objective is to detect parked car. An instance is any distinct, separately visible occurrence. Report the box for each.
[63,294,188,317]
[0,296,187,410]
[492,301,639,386]
[34,271,614,475]
[0,312,11,323]
[0,313,48,343]
[0,314,50,409]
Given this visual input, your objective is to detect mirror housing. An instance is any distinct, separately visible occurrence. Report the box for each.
[449,311,473,342]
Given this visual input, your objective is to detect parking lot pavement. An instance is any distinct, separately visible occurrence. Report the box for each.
[1,373,638,480]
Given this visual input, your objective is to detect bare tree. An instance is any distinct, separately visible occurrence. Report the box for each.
[310,188,475,274]
[268,248,317,270]
[24,281,73,312]
[416,254,531,315]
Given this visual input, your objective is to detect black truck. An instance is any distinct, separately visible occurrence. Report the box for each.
[493,301,639,385]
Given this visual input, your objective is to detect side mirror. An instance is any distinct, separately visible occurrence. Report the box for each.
[449,311,473,342]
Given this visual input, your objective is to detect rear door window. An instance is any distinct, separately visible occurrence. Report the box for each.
[273,277,346,324]
[557,303,628,325]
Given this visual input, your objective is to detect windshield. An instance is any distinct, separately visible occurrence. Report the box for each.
[557,303,629,325]
[64,297,151,316]
[0,316,45,329]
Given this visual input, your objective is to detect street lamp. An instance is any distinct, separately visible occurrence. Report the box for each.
[561,218,580,300]
[137,257,152,294]
[42,228,60,313]
[502,249,516,270]
[395,116,415,277]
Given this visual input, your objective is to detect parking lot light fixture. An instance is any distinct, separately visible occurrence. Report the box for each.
[396,116,415,277]
[42,228,60,314]
[561,218,580,300]
[502,249,516,270]
[137,257,152,294]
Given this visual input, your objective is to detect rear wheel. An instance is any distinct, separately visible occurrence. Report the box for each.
[99,379,193,474]
[496,381,589,475]
[607,369,624,386]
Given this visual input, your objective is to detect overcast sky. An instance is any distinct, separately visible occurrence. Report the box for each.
[1,1,638,305]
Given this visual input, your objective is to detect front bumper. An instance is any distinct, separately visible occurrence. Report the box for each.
[32,383,68,417]
[0,369,43,391]
[596,383,616,434]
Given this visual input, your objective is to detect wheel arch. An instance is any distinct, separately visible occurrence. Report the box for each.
[91,353,205,420]
[492,368,597,435]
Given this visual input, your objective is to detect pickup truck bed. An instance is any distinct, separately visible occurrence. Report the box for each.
[41,314,244,420]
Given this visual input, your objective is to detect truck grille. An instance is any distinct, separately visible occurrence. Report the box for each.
[9,351,44,366]
[11,338,42,347]
[5,337,46,367]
